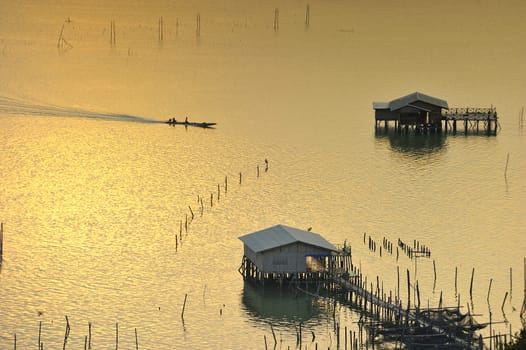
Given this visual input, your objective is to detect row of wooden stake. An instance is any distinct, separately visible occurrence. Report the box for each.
[58,4,313,50]
[175,159,268,253]
[12,318,139,350]
[176,160,268,328]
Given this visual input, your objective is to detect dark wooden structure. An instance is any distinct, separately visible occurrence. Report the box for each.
[373,92,498,135]
[374,92,448,133]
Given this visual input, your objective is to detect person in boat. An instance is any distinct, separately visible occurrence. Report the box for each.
[185,116,188,124]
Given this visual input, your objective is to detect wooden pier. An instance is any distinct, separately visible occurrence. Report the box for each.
[376,108,499,135]
[240,253,486,348]
[333,272,484,349]
[442,107,498,135]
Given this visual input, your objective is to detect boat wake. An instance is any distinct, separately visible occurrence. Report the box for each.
[0,96,161,124]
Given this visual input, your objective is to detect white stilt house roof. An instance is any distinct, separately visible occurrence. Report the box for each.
[239,224,338,253]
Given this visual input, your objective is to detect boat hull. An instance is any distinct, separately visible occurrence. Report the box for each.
[166,120,216,128]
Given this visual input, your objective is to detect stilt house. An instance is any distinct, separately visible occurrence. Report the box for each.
[373,92,449,130]
[238,224,349,285]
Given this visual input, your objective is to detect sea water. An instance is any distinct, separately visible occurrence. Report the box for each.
[0,0,525,348]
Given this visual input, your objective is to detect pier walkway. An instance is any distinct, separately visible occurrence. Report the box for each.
[333,276,482,350]
[442,107,498,135]
[376,108,499,135]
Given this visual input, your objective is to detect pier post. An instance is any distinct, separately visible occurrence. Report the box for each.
[273,8,279,32]
[407,269,411,309]
[0,222,3,261]
[453,119,457,134]
[464,118,468,135]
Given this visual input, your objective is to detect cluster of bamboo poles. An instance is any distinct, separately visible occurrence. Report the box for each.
[363,233,431,260]
[263,261,482,349]
[175,158,269,252]
[278,243,525,349]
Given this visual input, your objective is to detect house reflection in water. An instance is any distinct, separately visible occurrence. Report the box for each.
[376,132,447,156]
[241,282,321,323]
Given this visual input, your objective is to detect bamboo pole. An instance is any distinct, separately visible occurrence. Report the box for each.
[488,278,494,302]
[63,316,70,350]
[110,20,116,46]
[0,222,3,260]
[38,320,42,349]
[135,328,139,350]
[433,260,437,290]
[406,269,411,309]
[57,24,65,48]
[455,266,458,296]
[270,323,277,345]
[273,8,279,32]
[115,322,118,350]
[181,293,188,319]
[159,17,164,42]
[501,292,508,313]
[504,153,510,178]
[469,268,475,301]
[521,257,526,322]
[416,280,421,309]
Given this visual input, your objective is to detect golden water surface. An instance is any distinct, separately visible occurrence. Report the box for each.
[1,0,525,348]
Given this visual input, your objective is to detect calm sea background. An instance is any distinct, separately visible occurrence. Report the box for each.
[0,0,525,348]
